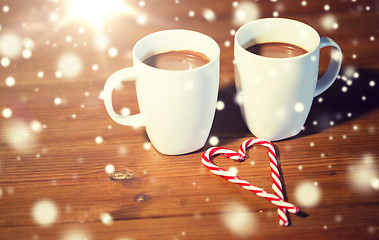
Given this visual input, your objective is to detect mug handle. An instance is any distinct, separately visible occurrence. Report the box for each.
[104,67,145,126]
[314,37,342,97]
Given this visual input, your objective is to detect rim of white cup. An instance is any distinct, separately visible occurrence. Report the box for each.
[133,29,220,73]
[235,18,321,61]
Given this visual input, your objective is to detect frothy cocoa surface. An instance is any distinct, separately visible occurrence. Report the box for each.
[245,42,308,58]
[143,50,210,70]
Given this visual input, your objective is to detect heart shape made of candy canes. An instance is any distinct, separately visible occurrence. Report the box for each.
[202,138,299,227]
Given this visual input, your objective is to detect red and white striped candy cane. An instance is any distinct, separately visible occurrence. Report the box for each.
[202,138,299,226]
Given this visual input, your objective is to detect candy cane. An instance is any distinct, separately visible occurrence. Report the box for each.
[202,138,299,226]
[241,139,289,226]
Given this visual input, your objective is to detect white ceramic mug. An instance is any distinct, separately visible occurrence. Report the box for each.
[104,30,220,155]
[234,18,342,141]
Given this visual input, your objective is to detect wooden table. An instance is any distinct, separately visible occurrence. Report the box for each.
[1,0,378,239]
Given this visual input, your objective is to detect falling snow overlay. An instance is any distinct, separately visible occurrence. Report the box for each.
[0,0,378,239]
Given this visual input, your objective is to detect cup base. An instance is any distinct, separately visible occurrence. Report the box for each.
[155,146,203,156]
[252,128,302,142]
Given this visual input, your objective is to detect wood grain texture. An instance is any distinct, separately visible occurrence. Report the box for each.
[0,0,378,239]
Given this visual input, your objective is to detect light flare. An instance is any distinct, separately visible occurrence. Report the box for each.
[221,202,257,237]
[233,1,260,26]
[3,119,38,153]
[294,181,321,208]
[320,14,339,31]
[202,8,216,22]
[349,154,378,191]
[0,33,22,58]
[100,212,113,225]
[56,52,83,78]
[66,0,134,29]
[32,199,59,226]
[209,136,219,146]
[60,228,90,240]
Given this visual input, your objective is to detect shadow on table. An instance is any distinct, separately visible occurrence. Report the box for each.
[209,68,379,145]
[206,68,378,224]
[297,68,379,138]
[207,84,251,147]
